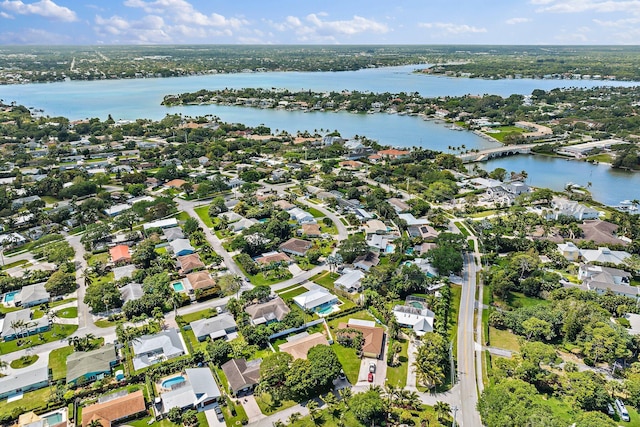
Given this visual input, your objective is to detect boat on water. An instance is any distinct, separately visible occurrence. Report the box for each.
[616,200,638,212]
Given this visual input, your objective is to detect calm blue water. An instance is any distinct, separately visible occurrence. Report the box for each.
[161,376,185,388]
[1,65,639,205]
[172,282,185,292]
[480,155,640,206]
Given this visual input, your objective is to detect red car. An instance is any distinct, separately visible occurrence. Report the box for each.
[368,372,374,382]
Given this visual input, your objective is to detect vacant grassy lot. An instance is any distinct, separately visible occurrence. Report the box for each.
[488,327,521,352]
[194,206,214,227]
[386,338,409,388]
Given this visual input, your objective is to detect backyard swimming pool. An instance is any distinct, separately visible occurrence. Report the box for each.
[3,291,19,303]
[43,413,63,425]
[317,305,337,315]
[161,376,186,389]
[172,282,185,292]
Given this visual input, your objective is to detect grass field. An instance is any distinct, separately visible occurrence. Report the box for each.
[179,307,217,324]
[386,338,409,388]
[0,387,50,419]
[254,392,298,415]
[128,412,208,427]
[277,287,308,302]
[488,327,521,353]
[194,205,214,227]
[305,206,325,218]
[49,345,74,380]
[0,324,77,354]
[56,307,78,318]
[0,259,30,270]
[312,271,339,290]
[331,344,361,384]
[483,126,525,142]
[507,291,549,309]
[10,354,38,369]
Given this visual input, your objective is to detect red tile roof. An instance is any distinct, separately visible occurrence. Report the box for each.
[109,245,131,263]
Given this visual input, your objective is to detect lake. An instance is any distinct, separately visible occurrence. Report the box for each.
[1,64,638,205]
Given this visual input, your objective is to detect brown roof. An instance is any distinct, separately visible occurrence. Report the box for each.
[178,253,205,273]
[81,390,146,427]
[301,223,322,237]
[256,252,292,265]
[279,238,313,256]
[579,220,626,245]
[339,322,385,358]
[274,200,295,210]
[164,179,187,188]
[186,271,216,290]
[279,332,329,360]
[378,149,410,158]
[221,358,262,394]
[109,245,131,263]
[245,297,290,324]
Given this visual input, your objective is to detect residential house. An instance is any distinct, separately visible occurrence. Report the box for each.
[338,319,385,359]
[1,309,50,341]
[0,232,27,246]
[143,218,178,231]
[579,264,632,286]
[190,314,237,341]
[558,242,581,262]
[279,238,313,257]
[503,181,530,195]
[17,282,50,308]
[334,268,366,293]
[113,265,137,281]
[292,285,338,312]
[66,344,118,385]
[274,200,295,211]
[81,390,147,427]
[547,197,600,220]
[289,207,316,224]
[163,227,185,242]
[159,368,221,413]
[363,219,387,235]
[398,213,429,226]
[354,252,380,272]
[185,271,217,292]
[131,329,186,371]
[245,297,290,325]
[221,358,262,396]
[393,305,435,336]
[109,245,132,264]
[407,224,439,241]
[169,239,195,256]
[120,282,144,303]
[279,332,329,360]
[354,208,374,221]
[366,234,397,252]
[387,198,410,213]
[230,217,258,233]
[299,223,322,238]
[255,252,293,266]
[377,149,411,161]
[177,253,205,274]
[0,366,49,400]
[164,179,187,189]
[104,204,131,217]
[219,211,243,223]
[580,247,631,266]
[11,195,42,210]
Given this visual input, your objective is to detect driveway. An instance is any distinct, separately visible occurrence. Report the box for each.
[355,357,386,386]
[241,395,265,423]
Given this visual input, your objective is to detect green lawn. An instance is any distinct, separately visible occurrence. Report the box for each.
[254,392,298,415]
[179,307,217,324]
[305,206,325,218]
[9,354,39,369]
[454,221,470,237]
[312,271,339,290]
[331,344,360,384]
[449,285,462,355]
[94,319,117,328]
[0,259,30,270]
[586,153,613,163]
[0,387,51,418]
[279,287,308,301]
[174,211,191,222]
[327,310,376,330]
[128,412,208,427]
[0,324,78,354]
[194,205,214,227]
[508,291,550,309]
[87,251,109,266]
[56,306,78,318]
[488,327,521,352]
[275,283,304,294]
[233,255,293,287]
[386,338,409,388]
[483,126,525,142]
[41,195,61,204]
[49,345,74,380]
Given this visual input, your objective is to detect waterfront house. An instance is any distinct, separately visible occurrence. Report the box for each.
[221,358,262,396]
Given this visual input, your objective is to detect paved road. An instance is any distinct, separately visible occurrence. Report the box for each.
[297,197,349,241]
[457,252,482,427]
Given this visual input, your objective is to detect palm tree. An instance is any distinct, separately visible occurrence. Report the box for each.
[10,319,26,338]
[307,400,319,424]
[0,358,7,373]
[287,412,301,424]
[321,392,339,418]
[434,401,451,422]
[87,420,104,427]
[338,388,352,407]
[171,291,183,316]
[272,422,285,427]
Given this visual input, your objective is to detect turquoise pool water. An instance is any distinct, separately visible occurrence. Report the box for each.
[172,282,184,292]
[403,261,413,267]
[385,245,394,253]
[410,301,425,309]
[317,305,335,315]
[3,291,19,303]
[43,413,63,424]
[161,376,185,389]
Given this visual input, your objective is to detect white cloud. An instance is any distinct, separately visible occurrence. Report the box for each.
[268,13,388,42]
[532,0,640,14]
[0,0,76,22]
[0,10,13,18]
[95,14,171,43]
[419,22,487,34]
[122,0,247,29]
[505,17,531,24]
[593,17,640,26]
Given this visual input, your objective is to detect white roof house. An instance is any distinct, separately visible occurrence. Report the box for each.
[18,282,50,307]
[190,314,237,341]
[289,207,316,224]
[558,242,581,261]
[104,204,132,217]
[334,269,365,293]
[548,197,600,220]
[293,285,338,311]
[169,238,195,256]
[398,213,429,226]
[160,367,221,412]
[230,217,258,233]
[131,329,186,371]
[143,218,178,231]
[393,305,435,336]
[0,366,49,399]
[581,247,631,265]
[0,232,27,246]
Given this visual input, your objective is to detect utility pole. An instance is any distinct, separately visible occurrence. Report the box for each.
[452,405,459,427]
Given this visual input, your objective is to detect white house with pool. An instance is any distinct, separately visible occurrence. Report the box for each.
[392,302,435,336]
[131,329,187,371]
[157,367,221,415]
[292,285,339,315]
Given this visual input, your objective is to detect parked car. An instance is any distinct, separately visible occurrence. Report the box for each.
[369,362,376,373]
[338,370,346,380]
[214,405,224,421]
[615,398,630,422]
[368,372,374,382]
[607,403,615,416]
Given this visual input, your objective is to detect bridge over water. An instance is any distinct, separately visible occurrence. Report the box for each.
[457,143,537,163]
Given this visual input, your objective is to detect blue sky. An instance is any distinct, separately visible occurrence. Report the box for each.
[1,0,640,45]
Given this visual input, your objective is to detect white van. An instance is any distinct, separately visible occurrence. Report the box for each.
[615,398,630,422]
